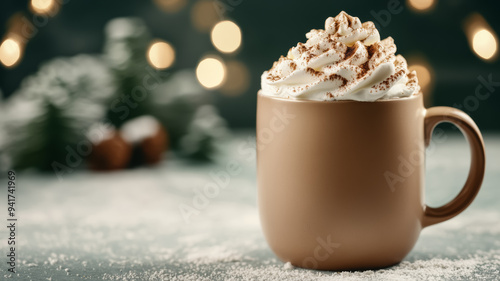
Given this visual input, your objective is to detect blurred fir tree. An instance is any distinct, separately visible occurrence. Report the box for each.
[0,18,229,172]
[150,70,228,160]
[1,55,114,171]
[103,18,228,160]
[103,18,163,127]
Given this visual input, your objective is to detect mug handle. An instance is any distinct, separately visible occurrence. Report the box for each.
[422,107,486,228]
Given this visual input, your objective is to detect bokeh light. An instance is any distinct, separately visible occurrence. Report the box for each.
[472,29,497,60]
[0,39,21,68]
[220,60,250,96]
[153,0,187,13]
[191,0,220,32]
[407,0,435,12]
[196,57,226,89]
[464,13,498,62]
[31,0,58,15]
[211,21,242,53]
[147,40,175,69]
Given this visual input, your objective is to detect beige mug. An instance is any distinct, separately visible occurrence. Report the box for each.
[256,93,485,270]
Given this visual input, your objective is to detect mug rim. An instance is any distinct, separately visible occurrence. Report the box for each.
[257,90,423,104]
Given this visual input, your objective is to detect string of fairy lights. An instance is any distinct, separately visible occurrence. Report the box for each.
[0,0,249,96]
[0,0,498,98]
[404,0,499,104]
[147,1,246,94]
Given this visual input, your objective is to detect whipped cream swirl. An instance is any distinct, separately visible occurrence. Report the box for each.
[260,11,420,101]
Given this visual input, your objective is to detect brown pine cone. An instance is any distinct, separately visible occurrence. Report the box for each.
[120,116,169,166]
[86,125,132,171]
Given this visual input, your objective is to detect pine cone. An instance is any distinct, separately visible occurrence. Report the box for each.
[120,115,168,166]
[87,124,131,171]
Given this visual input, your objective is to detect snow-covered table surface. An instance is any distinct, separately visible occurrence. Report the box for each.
[1,132,500,281]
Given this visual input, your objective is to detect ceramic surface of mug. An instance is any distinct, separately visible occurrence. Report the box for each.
[256,93,485,270]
